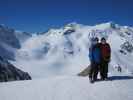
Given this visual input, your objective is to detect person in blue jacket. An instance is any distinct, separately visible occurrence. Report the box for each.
[88,37,101,83]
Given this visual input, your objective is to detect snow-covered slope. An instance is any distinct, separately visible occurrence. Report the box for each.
[12,22,133,78]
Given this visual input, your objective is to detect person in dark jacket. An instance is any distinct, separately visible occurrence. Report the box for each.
[88,37,101,83]
[100,37,111,80]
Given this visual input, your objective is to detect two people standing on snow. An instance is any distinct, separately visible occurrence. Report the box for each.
[89,37,111,83]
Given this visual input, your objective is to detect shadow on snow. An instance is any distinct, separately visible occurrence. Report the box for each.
[108,76,133,81]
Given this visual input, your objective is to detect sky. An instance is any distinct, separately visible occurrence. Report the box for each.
[0,0,133,33]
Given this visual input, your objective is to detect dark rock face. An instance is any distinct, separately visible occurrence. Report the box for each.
[0,45,15,61]
[0,56,31,82]
[78,66,90,77]
[64,29,75,35]
[0,25,21,49]
[0,25,21,60]
[121,41,133,53]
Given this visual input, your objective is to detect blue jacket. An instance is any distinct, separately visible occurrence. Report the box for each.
[89,44,101,64]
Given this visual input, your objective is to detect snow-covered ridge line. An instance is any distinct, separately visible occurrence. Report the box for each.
[9,22,133,79]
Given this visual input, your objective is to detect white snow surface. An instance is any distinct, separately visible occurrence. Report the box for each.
[0,74,133,100]
[1,22,133,100]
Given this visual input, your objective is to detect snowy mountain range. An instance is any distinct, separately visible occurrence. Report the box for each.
[0,22,133,100]
[9,22,133,78]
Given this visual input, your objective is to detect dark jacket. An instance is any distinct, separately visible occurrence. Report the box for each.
[100,43,111,62]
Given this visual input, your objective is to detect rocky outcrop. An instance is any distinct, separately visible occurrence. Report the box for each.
[0,25,21,60]
[121,41,133,53]
[0,25,32,60]
[0,25,21,49]
[0,56,31,82]
[78,66,90,77]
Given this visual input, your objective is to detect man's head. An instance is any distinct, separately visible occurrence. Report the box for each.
[101,37,106,44]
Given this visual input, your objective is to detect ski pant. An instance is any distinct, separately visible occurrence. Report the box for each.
[89,62,99,80]
[100,61,109,79]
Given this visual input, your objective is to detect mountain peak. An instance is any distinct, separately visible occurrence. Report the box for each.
[66,22,78,26]
[65,22,82,28]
